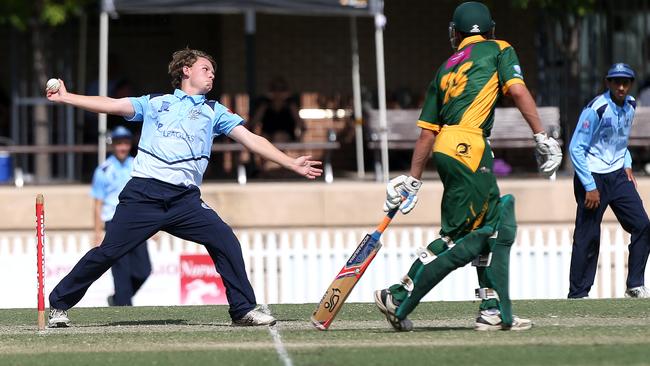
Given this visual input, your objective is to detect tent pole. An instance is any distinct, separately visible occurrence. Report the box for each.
[350,17,365,179]
[245,9,256,120]
[374,5,389,182]
[98,10,109,165]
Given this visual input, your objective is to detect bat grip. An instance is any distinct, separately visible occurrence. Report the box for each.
[377,190,409,233]
[376,215,392,234]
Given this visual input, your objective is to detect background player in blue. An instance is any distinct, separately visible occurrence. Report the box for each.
[91,126,151,306]
[45,48,323,327]
[568,63,650,299]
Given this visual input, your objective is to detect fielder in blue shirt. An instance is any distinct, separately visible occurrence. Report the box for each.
[91,126,151,307]
[45,48,323,327]
[568,63,650,298]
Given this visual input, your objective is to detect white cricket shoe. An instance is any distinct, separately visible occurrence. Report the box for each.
[474,310,532,331]
[374,289,413,332]
[48,309,70,328]
[625,286,650,298]
[232,307,277,326]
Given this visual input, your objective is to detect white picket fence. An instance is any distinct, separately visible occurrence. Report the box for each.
[0,224,644,308]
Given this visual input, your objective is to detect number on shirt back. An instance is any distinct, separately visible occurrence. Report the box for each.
[441,61,473,104]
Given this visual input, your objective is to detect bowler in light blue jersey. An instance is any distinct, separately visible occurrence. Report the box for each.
[91,126,151,307]
[568,63,650,298]
[45,48,323,328]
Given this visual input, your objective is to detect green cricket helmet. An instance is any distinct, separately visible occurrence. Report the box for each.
[449,1,496,49]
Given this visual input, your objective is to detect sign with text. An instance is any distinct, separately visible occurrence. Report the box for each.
[180,255,227,305]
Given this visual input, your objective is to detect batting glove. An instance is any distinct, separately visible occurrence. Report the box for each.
[383,175,422,214]
[533,132,562,177]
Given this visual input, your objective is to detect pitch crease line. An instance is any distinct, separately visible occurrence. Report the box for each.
[261,304,293,366]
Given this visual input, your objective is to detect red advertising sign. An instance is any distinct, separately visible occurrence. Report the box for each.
[180,255,227,305]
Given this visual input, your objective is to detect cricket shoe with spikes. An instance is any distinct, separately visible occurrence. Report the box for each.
[48,309,70,328]
[474,310,532,331]
[374,289,413,332]
[625,286,650,298]
[231,307,277,326]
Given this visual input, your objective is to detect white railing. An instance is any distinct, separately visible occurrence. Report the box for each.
[0,224,644,308]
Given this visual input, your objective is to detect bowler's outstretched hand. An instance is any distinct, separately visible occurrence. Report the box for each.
[292,155,323,179]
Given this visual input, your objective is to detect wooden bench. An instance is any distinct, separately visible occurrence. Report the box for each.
[629,107,650,146]
[366,107,561,179]
[1,140,340,185]
[213,139,340,184]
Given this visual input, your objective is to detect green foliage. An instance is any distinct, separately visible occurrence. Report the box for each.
[511,0,598,17]
[0,0,90,30]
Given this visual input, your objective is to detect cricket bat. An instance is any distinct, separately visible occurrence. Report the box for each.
[311,204,402,330]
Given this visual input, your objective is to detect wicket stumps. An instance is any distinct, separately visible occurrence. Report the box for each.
[35,194,45,331]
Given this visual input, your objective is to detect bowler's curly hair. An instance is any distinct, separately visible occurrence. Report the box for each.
[168,48,216,89]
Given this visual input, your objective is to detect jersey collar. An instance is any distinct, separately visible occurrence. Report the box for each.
[457,35,486,51]
[107,154,131,167]
[604,90,632,113]
[173,89,206,104]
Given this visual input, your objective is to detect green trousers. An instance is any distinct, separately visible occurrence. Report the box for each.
[390,195,517,325]
[388,141,516,325]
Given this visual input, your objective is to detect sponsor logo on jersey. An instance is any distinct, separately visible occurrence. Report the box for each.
[602,117,612,128]
[456,142,471,158]
[188,107,202,120]
[159,129,196,143]
[158,101,171,113]
[446,45,474,69]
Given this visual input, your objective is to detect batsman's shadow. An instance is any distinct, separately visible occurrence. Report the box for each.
[360,326,470,333]
[412,326,471,332]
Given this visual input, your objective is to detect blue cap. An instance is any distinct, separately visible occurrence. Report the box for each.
[110,126,132,141]
[606,63,635,79]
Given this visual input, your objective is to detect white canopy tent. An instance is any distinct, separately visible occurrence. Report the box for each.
[99,0,391,181]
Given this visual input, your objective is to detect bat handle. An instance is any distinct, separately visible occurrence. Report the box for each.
[378,191,409,232]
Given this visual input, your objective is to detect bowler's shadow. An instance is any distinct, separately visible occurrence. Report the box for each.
[331,326,469,334]
[77,319,232,327]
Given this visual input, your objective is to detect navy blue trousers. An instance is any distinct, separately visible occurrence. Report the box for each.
[569,169,650,298]
[50,177,257,320]
[107,220,151,306]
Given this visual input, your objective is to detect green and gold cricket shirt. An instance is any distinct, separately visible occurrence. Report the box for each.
[417,35,525,172]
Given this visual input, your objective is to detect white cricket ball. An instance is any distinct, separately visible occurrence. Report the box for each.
[46,78,61,93]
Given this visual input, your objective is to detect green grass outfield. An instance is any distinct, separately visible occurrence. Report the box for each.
[1,299,649,366]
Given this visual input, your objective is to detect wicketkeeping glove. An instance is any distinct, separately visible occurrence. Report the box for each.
[533,132,562,177]
[383,175,422,214]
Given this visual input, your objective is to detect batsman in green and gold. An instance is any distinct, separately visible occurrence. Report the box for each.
[389,35,523,329]
[372,1,563,332]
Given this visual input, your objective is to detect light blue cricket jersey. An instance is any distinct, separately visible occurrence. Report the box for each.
[91,155,134,222]
[126,89,243,186]
[569,90,636,191]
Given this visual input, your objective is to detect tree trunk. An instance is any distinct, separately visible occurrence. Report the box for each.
[30,6,50,182]
[562,16,583,174]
